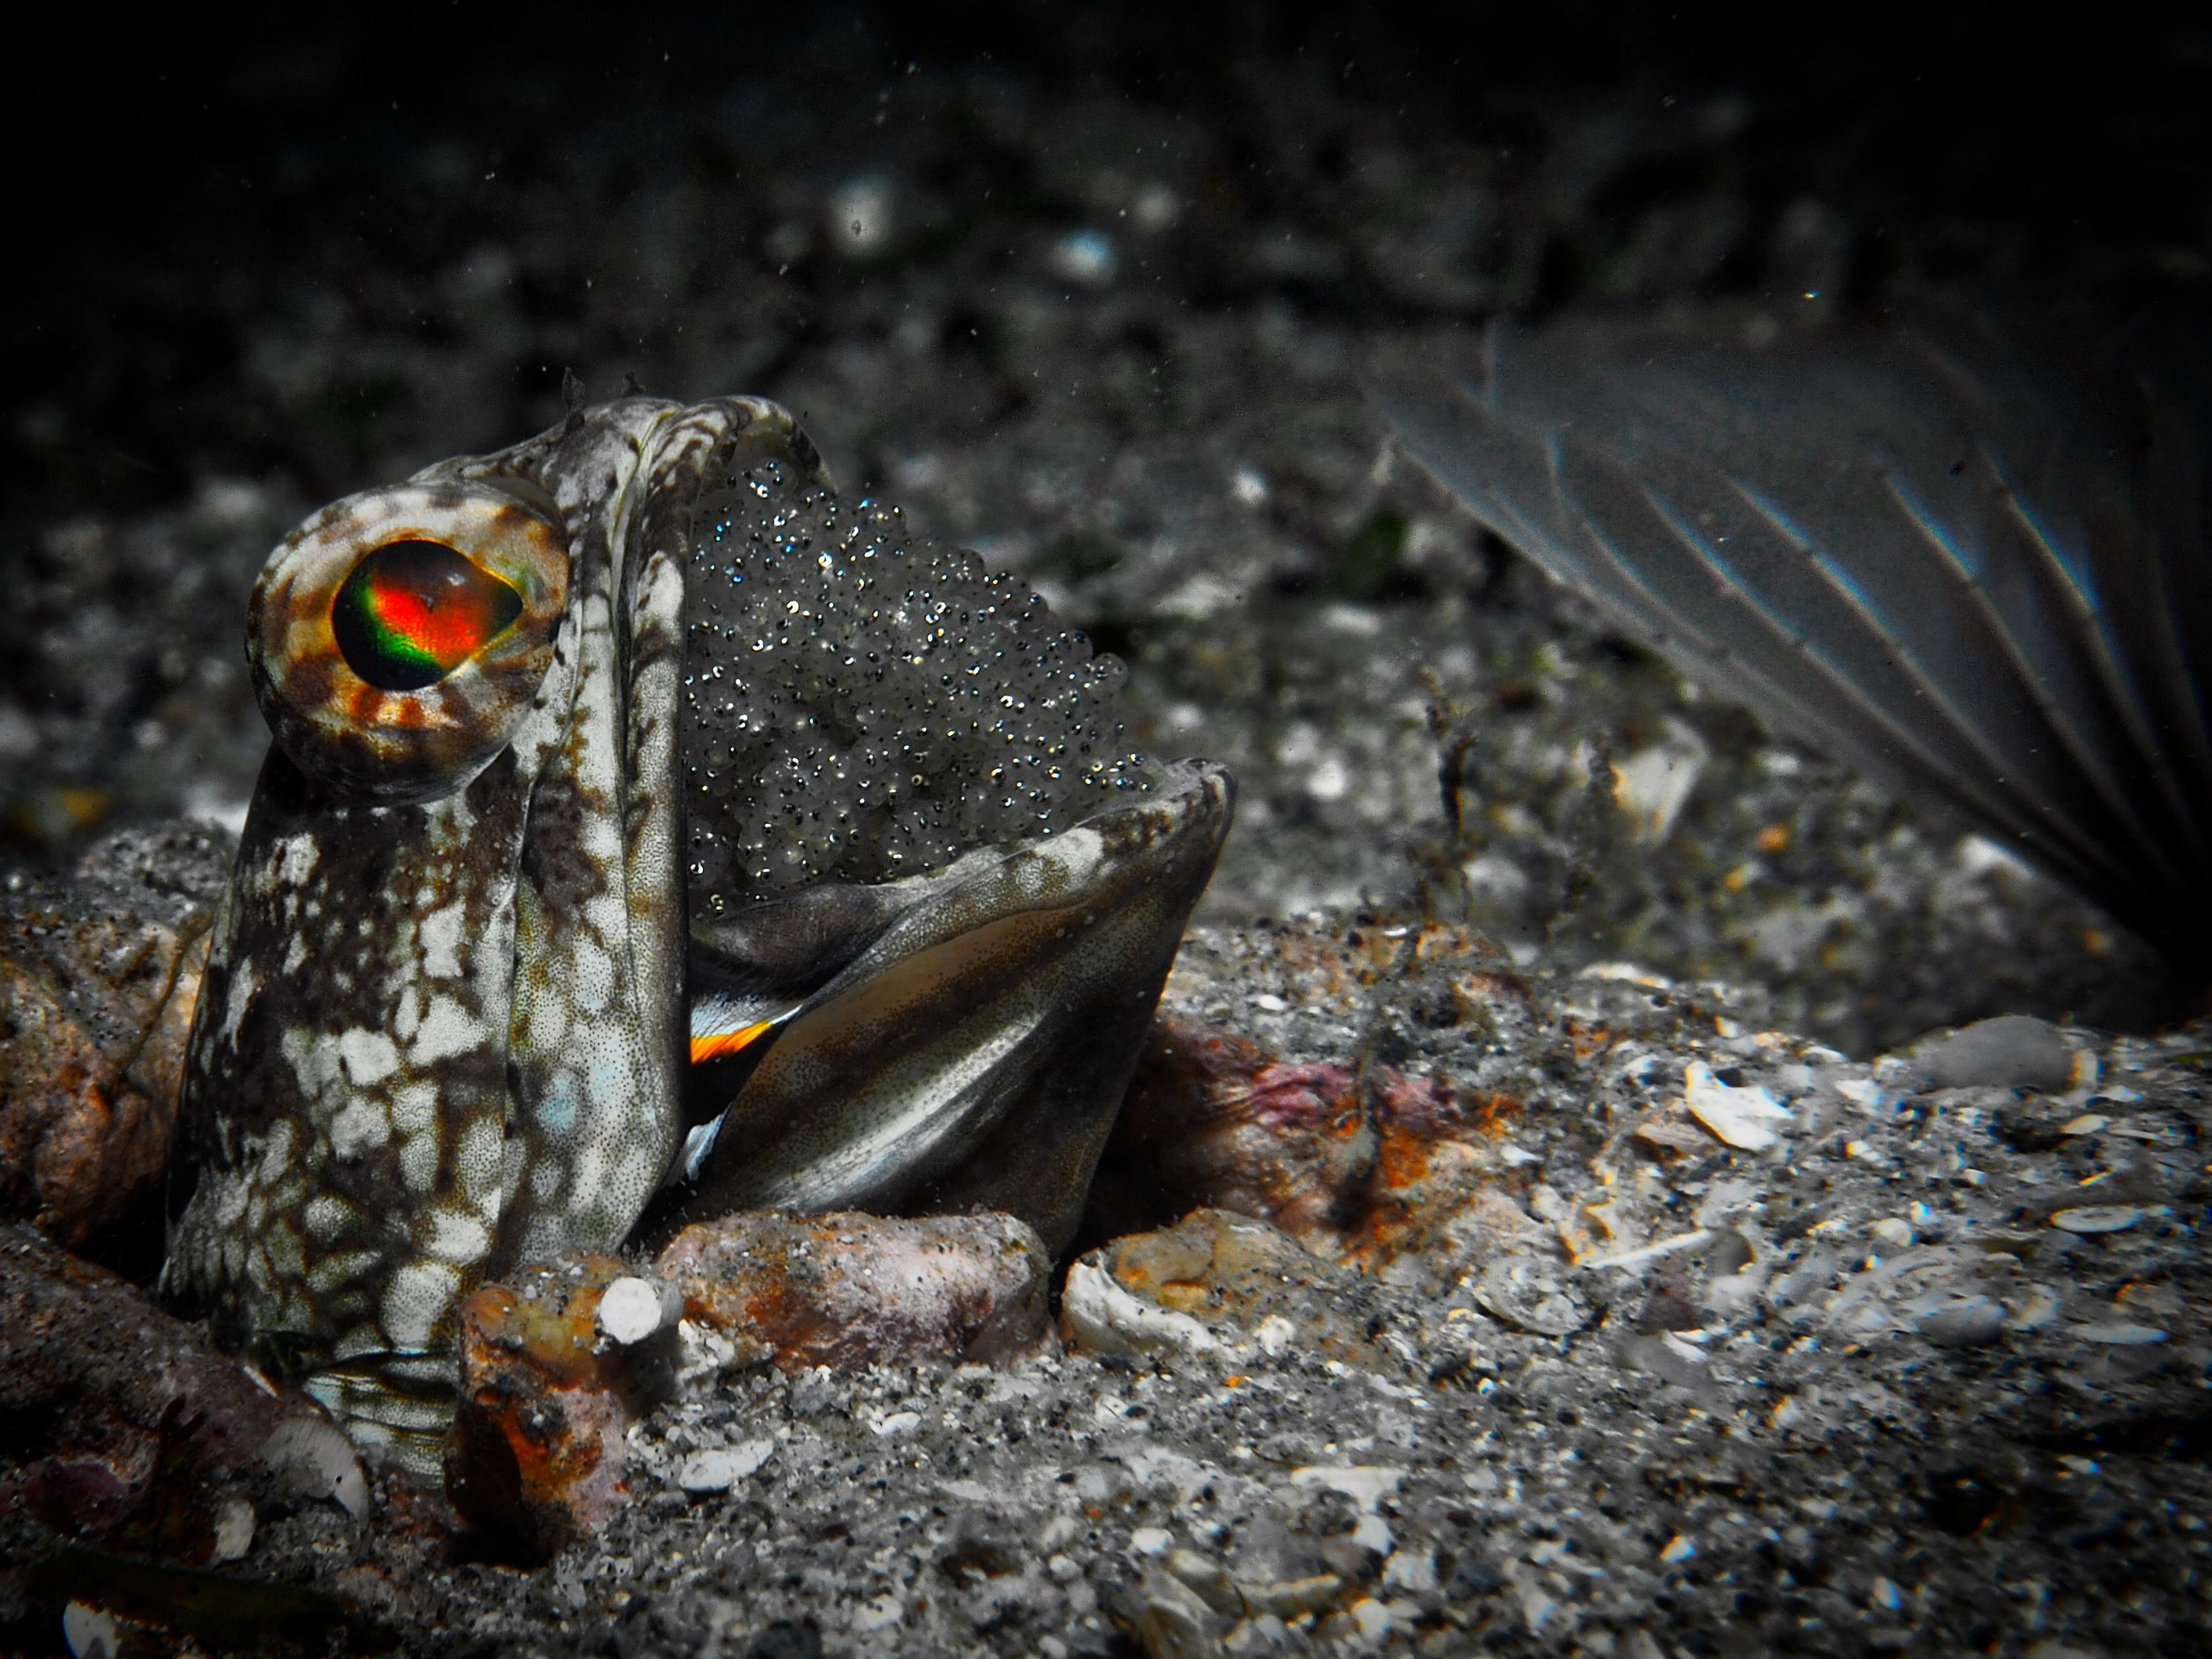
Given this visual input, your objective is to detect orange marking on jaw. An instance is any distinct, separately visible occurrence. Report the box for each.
[689,1019,779,1065]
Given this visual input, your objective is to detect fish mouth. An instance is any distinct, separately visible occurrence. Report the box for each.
[654,759,1234,1254]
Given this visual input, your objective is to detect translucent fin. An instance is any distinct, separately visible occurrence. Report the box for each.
[1377,302,2212,958]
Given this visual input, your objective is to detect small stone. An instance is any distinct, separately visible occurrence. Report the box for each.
[1288,1464,1404,1511]
[1132,1526,1175,1555]
[259,1416,371,1519]
[1060,1209,1390,1368]
[1915,1297,2006,1349]
[1347,1597,1393,1639]
[1382,1546,1438,1594]
[1239,1575,1344,1619]
[1909,1015,2073,1092]
[676,1438,776,1494]
[210,1495,255,1563]
[1167,1548,1242,1616]
[2069,1322,2169,1345]
[2048,1206,2142,1234]
[852,1593,904,1633]
[1062,1259,1220,1361]
[62,1602,123,1659]
[1133,1569,1228,1659]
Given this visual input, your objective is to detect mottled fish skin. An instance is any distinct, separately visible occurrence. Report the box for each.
[164,397,814,1456]
[166,392,1231,1470]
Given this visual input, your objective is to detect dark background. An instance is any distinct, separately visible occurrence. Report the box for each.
[9,2,2203,525]
[4,0,2207,1050]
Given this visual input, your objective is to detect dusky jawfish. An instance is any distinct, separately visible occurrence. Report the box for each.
[162,394,1232,1466]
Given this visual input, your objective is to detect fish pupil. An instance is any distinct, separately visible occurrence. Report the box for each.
[332,539,523,691]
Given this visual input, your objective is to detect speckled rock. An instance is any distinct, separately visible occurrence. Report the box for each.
[0,1222,363,1567]
[0,827,225,1247]
[654,1210,1055,1377]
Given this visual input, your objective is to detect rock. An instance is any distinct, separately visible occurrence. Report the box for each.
[1914,1297,2007,1349]
[1907,1015,2075,1093]
[1102,1021,1377,1244]
[0,1221,360,1564]
[0,827,225,1248]
[1100,1013,1511,1271]
[1060,1208,1393,1367]
[444,1253,658,1559]
[654,1210,1055,1375]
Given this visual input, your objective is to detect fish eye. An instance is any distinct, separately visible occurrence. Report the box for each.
[247,480,570,803]
[331,539,526,691]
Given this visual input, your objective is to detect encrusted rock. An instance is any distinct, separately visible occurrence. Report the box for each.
[0,1221,362,1565]
[446,1215,1053,1553]
[444,1252,654,1559]
[1060,1207,1394,1367]
[1101,1013,1511,1271]
[0,827,225,1246]
[653,1210,1055,1374]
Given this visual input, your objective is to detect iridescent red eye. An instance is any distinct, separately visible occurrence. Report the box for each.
[331,540,525,691]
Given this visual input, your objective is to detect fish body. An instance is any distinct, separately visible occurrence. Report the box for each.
[164,398,1231,1464]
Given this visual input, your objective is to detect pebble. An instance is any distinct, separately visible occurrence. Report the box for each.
[2048,1206,2142,1234]
[1910,1015,2074,1092]
[1915,1297,2006,1349]
[595,1275,671,1345]
[675,1438,775,1493]
[1472,1252,1589,1335]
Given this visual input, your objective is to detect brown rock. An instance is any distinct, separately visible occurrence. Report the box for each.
[444,1253,649,1560]
[0,1221,362,1564]
[0,827,225,1248]
[655,1210,1055,1373]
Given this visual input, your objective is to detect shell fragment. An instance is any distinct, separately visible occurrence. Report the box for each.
[1683,1062,1794,1151]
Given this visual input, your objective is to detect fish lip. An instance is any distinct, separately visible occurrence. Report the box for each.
[654,757,1233,1248]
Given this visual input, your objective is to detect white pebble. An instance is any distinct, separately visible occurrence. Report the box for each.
[596,1276,667,1345]
[677,1438,775,1493]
